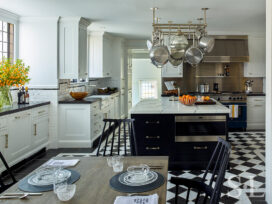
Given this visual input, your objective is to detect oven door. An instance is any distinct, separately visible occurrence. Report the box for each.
[222,102,247,121]
[175,115,227,142]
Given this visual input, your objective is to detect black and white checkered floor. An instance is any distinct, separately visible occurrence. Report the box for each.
[57,132,266,204]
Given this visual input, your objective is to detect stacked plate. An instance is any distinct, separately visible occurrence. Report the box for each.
[28,168,71,187]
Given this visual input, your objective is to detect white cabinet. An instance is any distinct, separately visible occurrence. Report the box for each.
[162,63,183,78]
[247,96,265,130]
[120,91,125,118]
[6,111,31,164]
[244,36,265,77]
[32,106,49,147]
[128,89,132,112]
[59,17,90,80]
[88,31,112,78]
[114,94,120,118]
[0,105,49,172]
[59,104,91,147]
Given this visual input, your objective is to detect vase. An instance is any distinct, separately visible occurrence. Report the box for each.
[0,86,13,109]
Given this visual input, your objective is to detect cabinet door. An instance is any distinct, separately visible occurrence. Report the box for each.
[59,105,91,147]
[162,63,183,78]
[247,96,265,129]
[78,26,88,79]
[0,128,8,172]
[114,95,120,118]
[59,22,78,79]
[120,92,125,118]
[6,111,31,163]
[244,37,265,77]
[103,37,112,77]
[33,116,49,147]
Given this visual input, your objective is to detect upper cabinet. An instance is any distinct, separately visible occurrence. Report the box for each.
[244,36,266,77]
[89,32,112,78]
[59,17,91,80]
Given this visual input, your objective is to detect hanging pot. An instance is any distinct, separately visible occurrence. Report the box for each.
[198,36,215,53]
[149,45,169,68]
[170,30,188,50]
[168,55,183,67]
[185,33,203,66]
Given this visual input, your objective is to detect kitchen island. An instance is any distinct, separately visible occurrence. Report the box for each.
[130,97,230,170]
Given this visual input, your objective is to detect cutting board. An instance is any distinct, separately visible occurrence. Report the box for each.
[195,100,216,105]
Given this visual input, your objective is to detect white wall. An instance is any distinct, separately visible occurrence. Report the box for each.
[266,0,272,202]
[132,58,161,105]
[19,17,59,88]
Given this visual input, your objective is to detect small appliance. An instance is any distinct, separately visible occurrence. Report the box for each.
[245,80,253,93]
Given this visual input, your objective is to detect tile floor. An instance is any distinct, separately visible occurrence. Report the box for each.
[10,132,266,204]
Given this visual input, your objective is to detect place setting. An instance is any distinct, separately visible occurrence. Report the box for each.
[1,159,81,202]
[106,156,165,204]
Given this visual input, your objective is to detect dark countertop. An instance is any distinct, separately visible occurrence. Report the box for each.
[58,97,101,104]
[0,101,50,117]
[246,92,266,96]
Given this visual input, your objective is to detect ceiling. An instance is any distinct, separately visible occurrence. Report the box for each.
[0,0,266,39]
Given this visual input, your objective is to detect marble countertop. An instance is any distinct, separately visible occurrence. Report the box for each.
[130,97,230,114]
[87,92,119,100]
[0,101,50,117]
[58,97,101,104]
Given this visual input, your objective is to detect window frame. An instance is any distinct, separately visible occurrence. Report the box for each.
[139,80,158,100]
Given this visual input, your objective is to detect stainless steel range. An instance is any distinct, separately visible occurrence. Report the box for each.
[212,93,247,130]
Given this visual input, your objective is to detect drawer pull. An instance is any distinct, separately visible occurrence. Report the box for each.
[254,105,263,107]
[94,114,98,116]
[193,146,208,150]
[146,147,160,150]
[38,110,46,114]
[145,136,160,139]
[14,116,20,119]
[5,134,8,148]
[145,121,160,124]
[34,124,37,136]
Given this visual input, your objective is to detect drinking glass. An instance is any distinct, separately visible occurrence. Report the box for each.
[53,166,68,194]
[107,157,114,167]
[112,156,124,172]
[56,184,76,201]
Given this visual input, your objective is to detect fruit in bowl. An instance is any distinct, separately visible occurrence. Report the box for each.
[70,92,88,100]
[179,95,197,106]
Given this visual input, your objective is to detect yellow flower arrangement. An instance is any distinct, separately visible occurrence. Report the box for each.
[0,57,30,87]
[0,57,30,108]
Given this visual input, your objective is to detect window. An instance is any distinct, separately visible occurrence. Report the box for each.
[0,20,14,61]
[140,80,158,99]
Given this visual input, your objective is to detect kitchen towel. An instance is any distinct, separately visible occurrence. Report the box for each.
[229,105,239,118]
[114,194,158,204]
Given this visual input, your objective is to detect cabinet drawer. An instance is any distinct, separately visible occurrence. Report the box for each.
[91,102,100,110]
[138,145,168,156]
[32,106,49,118]
[0,118,7,129]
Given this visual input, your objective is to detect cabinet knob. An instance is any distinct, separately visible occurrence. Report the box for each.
[145,121,160,124]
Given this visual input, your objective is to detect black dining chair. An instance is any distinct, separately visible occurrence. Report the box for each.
[96,119,138,156]
[0,151,17,193]
[170,137,231,204]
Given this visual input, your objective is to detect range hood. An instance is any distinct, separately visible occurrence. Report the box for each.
[202,35,249,63]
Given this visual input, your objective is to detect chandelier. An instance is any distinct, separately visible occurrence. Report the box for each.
[148,8,215,68]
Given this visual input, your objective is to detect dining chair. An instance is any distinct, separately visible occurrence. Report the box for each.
[0,151,17,193]
[170,137,231,204]
[96,119,138,156]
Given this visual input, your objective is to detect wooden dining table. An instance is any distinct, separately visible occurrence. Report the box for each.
[0,156,169,204]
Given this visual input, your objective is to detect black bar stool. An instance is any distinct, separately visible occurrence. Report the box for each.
[96,119,138,156]
[170,137,231,204]
[0,151,17,193]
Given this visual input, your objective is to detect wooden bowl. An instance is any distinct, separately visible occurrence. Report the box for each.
[70,92,88,100]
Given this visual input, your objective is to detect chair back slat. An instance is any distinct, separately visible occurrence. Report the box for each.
[0,151,16,193]
[96,119,137,156]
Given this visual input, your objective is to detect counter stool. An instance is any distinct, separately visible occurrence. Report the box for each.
[96,119,138,156]
[0,151,17,193]
[170,137,231,204]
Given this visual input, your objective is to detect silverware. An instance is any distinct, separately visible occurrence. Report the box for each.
[4,192,42,196]
[0,194,28,199]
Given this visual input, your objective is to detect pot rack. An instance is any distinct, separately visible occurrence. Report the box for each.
[151,7,209,37]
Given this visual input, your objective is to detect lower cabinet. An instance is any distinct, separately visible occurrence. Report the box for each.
[247,96,265,130]
[0,105,49,172]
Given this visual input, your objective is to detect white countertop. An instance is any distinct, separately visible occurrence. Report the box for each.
[130,97,230,114]
[87,92,119,100]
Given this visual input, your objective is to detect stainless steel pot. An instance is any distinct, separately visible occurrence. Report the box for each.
[149,45,169,68]
[199,83,209,93]
[168,54,183,67]
[185,33,203,66]
[198,36,215,53]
